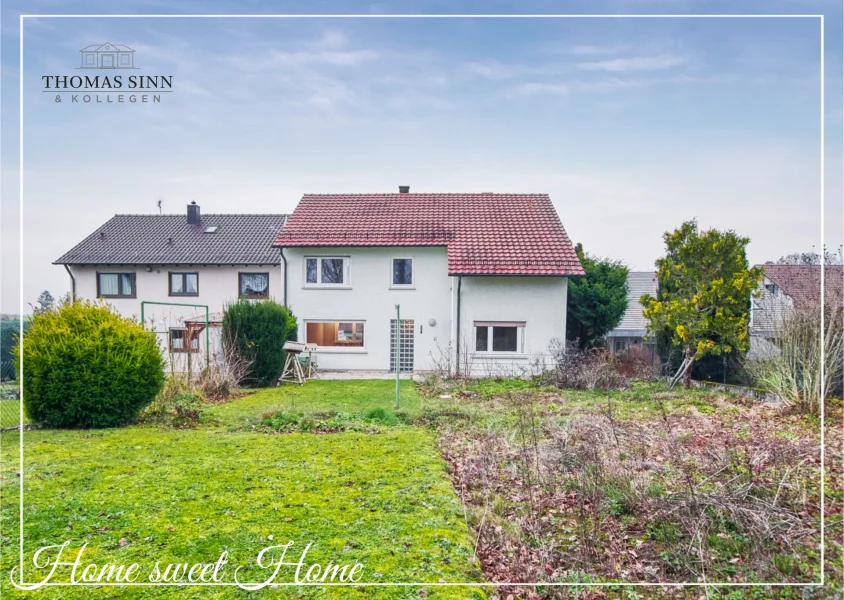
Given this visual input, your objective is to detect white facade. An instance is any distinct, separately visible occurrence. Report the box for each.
[67,264,283,373]
[283,246,569,376]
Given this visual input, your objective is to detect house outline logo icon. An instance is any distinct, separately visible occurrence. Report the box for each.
[79,43,137,69]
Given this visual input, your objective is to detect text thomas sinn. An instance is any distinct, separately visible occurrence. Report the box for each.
[42,75,172,104]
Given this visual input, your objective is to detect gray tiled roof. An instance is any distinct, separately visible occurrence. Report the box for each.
[54,214,288,265]
[608,271,658,335]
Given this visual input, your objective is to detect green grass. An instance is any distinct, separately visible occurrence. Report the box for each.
[0,380,484,599]
[208,380,424,430]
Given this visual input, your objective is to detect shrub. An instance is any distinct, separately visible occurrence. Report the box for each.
[544,339,626,390]
[746,301,843,413]
[17,301,164,428]
[142,374,205,429]
[222,300,297,387]
[614,345,657,379]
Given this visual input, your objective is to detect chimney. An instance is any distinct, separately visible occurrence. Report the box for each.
[187,201,200,224]
[399,185,410,194]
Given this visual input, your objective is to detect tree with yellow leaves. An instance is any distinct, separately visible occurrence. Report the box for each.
[641,220,763,389]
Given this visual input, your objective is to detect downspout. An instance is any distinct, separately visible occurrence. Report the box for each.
[455,275,462,377]
[63,264,76,301]
[279,247,288,308]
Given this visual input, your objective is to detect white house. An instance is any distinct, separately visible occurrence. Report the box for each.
[54,203,288,371]
[273,188,584,376]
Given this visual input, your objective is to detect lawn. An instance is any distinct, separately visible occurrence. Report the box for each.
[0,380,484,599]
[2,377,840,599]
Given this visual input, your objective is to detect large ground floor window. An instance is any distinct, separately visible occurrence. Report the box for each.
[474,321,525,353]
[306,321,365,348]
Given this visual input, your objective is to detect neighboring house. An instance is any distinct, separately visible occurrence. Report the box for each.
[605,271,658,354]
[273,188,584,376]
[79,43,136,69]
[54,202,287,369]
[749,264,844,358]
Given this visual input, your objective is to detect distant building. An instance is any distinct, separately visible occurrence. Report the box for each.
[749,264,844,358]
[606,271,658,353]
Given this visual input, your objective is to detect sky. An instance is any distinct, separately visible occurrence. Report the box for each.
[1,0,842,314]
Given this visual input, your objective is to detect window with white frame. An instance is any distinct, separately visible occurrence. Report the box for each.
[474,322,525,353]
[391,258,413,287]
[305,257,349,286]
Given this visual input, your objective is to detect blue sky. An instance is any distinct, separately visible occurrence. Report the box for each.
[1,0,841,312]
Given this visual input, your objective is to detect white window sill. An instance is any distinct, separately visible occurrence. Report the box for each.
[302,285,352,290]
[389,285,416,290]
[311,348,367,354]
[471,352,528,360]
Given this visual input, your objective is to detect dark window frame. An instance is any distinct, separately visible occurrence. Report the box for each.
[238,271,270,299]
[169,327,200,353]
[168,271,199,297]
[96,272,136,299]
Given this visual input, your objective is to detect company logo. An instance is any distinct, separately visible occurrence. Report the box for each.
[79,42,137,69]
[43,43,174,105]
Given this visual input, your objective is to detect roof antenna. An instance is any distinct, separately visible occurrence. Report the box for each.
[157,197,163,215]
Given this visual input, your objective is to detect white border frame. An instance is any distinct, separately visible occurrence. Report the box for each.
[14,12,826,591]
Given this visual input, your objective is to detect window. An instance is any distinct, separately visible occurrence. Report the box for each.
[614,340,629,352]
[392,258,414,287]
[304,257,349,286]
[97,272,135,298]
[169,272,198,296]
[169,328,200,353]
[306,321,365,348]
[765,283,780,297]
[474,322,525,353]
[239,272,269,299]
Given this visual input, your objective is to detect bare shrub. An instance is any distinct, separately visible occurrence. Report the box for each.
[747,301,843,413]
[199,331,254,400]
[614,344,657,379]
[544,339,626,390]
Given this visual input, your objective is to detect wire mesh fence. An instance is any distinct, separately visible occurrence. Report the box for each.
[0,374,23,427]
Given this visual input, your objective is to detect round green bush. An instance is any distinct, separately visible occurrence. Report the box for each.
[222,300,298,387]
[16,301,165,428]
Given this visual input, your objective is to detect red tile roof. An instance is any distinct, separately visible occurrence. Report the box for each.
[759,264,844,307]
[274,193,584,276]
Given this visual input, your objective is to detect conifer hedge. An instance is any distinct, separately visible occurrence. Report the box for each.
[17,301,164,428]
[222,300,298,386]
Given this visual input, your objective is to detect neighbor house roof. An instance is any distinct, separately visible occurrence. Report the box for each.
[607,271,658,337]
[273,193,584,276]
[55,214,288,265]
[759,264,844,307]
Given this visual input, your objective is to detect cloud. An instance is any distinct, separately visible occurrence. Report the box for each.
[568,44,633,56]
[577,54,687,72]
